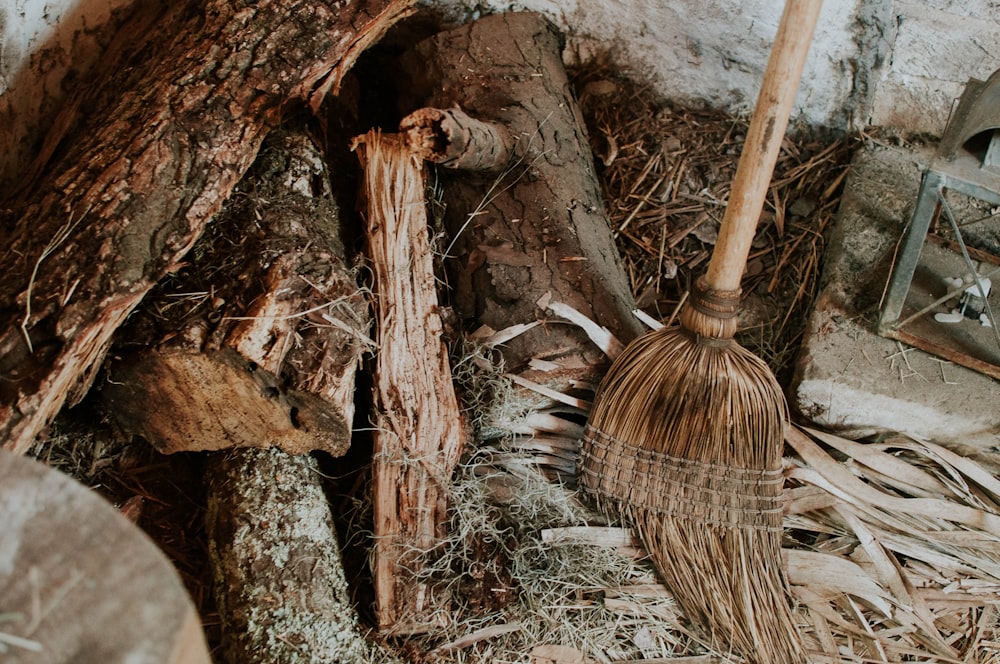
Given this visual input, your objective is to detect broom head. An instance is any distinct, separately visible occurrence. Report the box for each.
[580,277,805,663]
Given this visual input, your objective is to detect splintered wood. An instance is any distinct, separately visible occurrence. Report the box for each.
[354,130,467,634]
[100,129,369,456]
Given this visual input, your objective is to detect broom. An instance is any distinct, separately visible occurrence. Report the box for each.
[579,1,822,662]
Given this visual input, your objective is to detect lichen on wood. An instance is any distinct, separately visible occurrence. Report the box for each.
[205,447,370,664]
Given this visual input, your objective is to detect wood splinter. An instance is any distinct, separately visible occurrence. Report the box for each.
[354,129,468,635]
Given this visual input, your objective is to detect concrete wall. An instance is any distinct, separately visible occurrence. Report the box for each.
[869,1,1000,133]
[2,0,1000,188]
[436,0,1000,133]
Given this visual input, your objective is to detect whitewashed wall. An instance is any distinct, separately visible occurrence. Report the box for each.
[2,0,1000,189]
[869,1,1000,131]
[0,0,136,188]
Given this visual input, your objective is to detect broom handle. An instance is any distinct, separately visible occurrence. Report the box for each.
[706,0,823,292]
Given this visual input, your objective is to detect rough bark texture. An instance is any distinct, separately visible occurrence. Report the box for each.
[0,0,415,454]
[395,12,642,397]
[0,450,211,664]
[100,129,370,455]
[172,128,369,663]
[205,447,369,664]
[354,131,467,635]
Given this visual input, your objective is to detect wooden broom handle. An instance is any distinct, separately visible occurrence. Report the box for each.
[706,0,823,292]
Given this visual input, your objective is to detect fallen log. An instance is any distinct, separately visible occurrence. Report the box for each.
[395,12,642,402]
[100,129,370,455]
[354,130,468,634]
[205,447,370,664]
[0,0,415,454]
[103,127,373,661]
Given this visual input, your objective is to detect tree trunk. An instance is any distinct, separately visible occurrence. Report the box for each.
[100,129,370,456]
[394,12,642,402]
[354,130,468,635]
[0,0,415,454]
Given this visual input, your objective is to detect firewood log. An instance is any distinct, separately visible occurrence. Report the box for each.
[100,129,370,456]
[0,0,415,454]
[0,449,211,663]
[354,130,468,635]
[394,12,642,407]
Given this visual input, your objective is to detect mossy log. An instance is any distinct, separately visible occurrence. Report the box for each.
[205,447,370,664]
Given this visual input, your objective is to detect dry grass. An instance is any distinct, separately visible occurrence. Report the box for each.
[361,68,1000,662]
[573,63,852,381]
[370,334,1000,662]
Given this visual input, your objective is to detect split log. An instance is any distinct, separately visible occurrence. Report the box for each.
[395,12,642,401]
[354,131,468,634]
[0,449,211,663]
[205,448,370,664]
[0,0,415,454]
[100,129,370,455]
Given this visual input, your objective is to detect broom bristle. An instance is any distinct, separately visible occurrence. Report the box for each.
[580,283,805,663]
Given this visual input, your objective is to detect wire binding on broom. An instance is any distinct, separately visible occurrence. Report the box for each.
[580,426,784,531]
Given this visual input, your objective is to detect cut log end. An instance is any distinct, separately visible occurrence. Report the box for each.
[102,348,351,455]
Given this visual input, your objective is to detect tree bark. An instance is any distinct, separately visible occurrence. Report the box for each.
[205,447,370,664]
[122,127,372,662]
[0,0,415,454]
[100,129,370,456]
[394,12,642,401]
[354,130,468,635]
[401,107,512,171]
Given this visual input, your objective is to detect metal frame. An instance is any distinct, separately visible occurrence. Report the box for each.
[877,150,1000,379]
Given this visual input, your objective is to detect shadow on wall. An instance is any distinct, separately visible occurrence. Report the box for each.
[0,0,143,192]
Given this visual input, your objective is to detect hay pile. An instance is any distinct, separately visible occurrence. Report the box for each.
[375,320,1000,662]
[362,74,1000,662]
[574,66,851,380]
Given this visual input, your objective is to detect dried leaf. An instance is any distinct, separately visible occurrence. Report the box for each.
[530,644,596,664]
